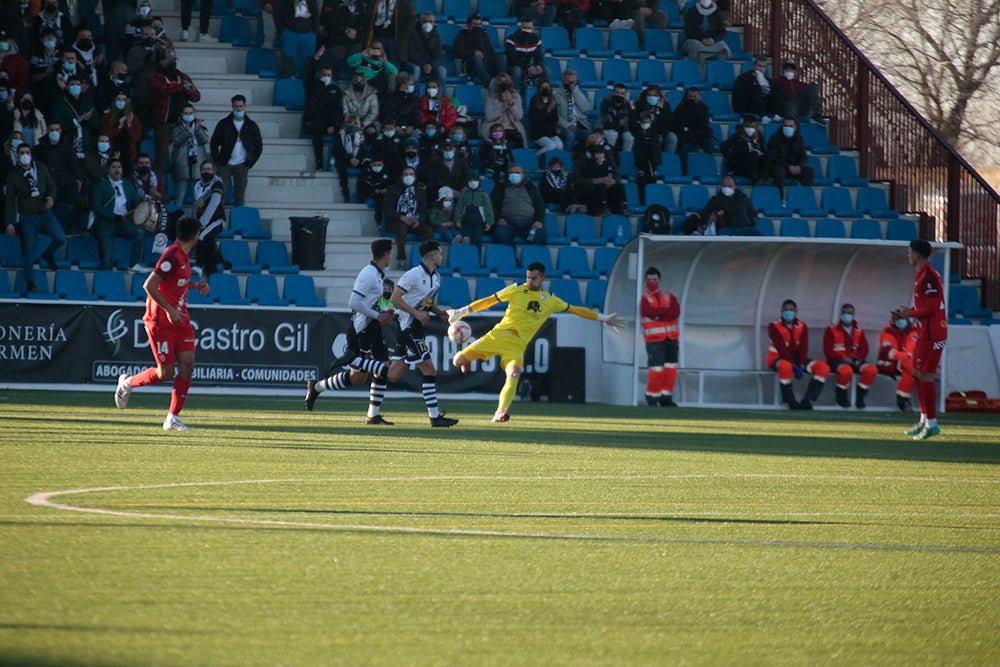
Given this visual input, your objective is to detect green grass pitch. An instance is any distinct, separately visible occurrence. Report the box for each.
[1,390,998,665]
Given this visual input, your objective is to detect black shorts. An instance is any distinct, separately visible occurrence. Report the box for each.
[347,319,389,363]
[391,323,431,364]
[646,339,679,367]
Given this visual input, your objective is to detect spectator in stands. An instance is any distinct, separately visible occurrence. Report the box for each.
[631,84,677,153]
[380,71,421,141]
[180,0,218,43]
[516,0,556,27]
[554,0,586,39]
[719,117,764,183]
[4,144,64,292]
[365,0,416,66]
[347,40,397,95]
[91,157,144,270]
[12,91,45,147]
[371,119,403,174]
[763,116,814,193]
[505,18,546,91]
[824,302,878,409]
[51,75,99,160]
[318,0,367,76]
[131,151,165,202]
[418,120,441,157]
[125,27,167,126]
[428,185,461,243]
[554,67,590,151]
[774,60,828,127]
[877,306,918,413]
[335,121,366,195]
[590,0,635,31]
[260,0,281,51]
[96,60,132,114]
[304,54,344,173]
[732,55,781,123]
[28,29,60,90]
[490,163,547,246]
[168,104,209,210]
[84,132,116,184]
[599,82,634,152]
[482,73,525,147]
[70,26,104,93]
[574,143,625,215]
[357,155,391,218]
[34,120,87,232]
[453,14,505,89]
[0,30,28,95]
[448,126,471,161]
[453,170,493,247]
[342,72,381,138]
[672,86,713,174]
[100,93,142,172]
[698,175,758,234]
[210,94,263,207]
[33,3,73,54]
[384,165,431,268]
[528,81,563,161]
[148,53,200,182]
[681,0,729,62]
[632,110,660,197]
[400,135,430,185]
[540,154,584,213]
[2,132,25,184]
[37,50,78,117]
[479,122,513,182]
[276,0,319,79]
[429,138,470,192]
[192,160,227,274]
[574,128,617,169]
[419,80,457,135]
[632,0,667,45]
[404,11,446,85]
[766,298,830,410]
[123,0,155,54]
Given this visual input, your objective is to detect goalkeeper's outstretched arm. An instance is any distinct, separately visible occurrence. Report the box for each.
[566,306,626,331]
[447,295,501,322]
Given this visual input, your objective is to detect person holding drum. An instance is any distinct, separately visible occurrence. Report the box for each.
[91,157,146,270]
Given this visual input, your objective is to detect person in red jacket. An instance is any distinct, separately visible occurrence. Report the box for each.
[419,80,457,132]
[904,239,948,440]
[640,266,680,406]
[823,303,878,409]
[766,299,830,409]
[877,306,920,413]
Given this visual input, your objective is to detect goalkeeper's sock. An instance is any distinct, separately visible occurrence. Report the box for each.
[498,374,519,412]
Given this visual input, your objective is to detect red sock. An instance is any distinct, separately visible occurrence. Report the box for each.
[919,380,937,420]
[131,367,163,387]
[169,376,192,416]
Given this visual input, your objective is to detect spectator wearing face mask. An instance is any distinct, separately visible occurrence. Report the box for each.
[733,55,782,123]
[318,0,368,77]
[28,29,61,88]
[131,152,165,203]
[598,82,634,152]
[630,84,677,154]
[774,61,828,127]
[482,73,526,147]
[370,120,403,175]
[192,160,228,274]
[419,80,456,133]
[100,94,142,172]
[209,94,263,207]
[124,0,157,54]
[85,132,119,184]
[696,175,758,234]
[453,14,505,88]
[91,157,144,270]
[357,156,391,222]
[384,165,431,269]
[672,86,713,175]
[96,60,132,114]
[304,55,344,173]
[539,155,583,214]
[380,71,421,140]
[763,116,814,194]
[11,91,46,147]
[399,136,430,183]
[51,74,99,161]
[429,138,470,193]
[168,104,208,210]
[505,18,546,90]
[125,27,167,126]
[515,0,556,27]
[342,74,380,135]
[528,82,562,161]
[71,28,105,91]
[34,120,88,231]
[404,12,446,85]
[681,0,730,62]
[0,30,28,95]
[148,54,200,182]
[32,2,74,54]
[480,122,513,183]
[767,299,830,410]
[720,117,764,183]
[632,110,661,196]
[453,171,493,247]
[553,68,590,151]
[574,144,625,215]
[4,144,64,292]
[428,186,461,243]
[490,164,547,246]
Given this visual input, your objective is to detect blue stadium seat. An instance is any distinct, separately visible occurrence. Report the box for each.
[602,59,634,88]
[656,153,691,184]
[564,213,601,244]
[778,218,811,238]
[480,0,515,25]
[548,278,582,306]
[283,274,326,307]
[437,276,472,307]
[455,84,485,116]
[92,270,130,301]
[575,27,612,58]
[705,61,735,90]
[229,206,271,239]
[949,284,992,318]
[219,240,261,273]
[814,218,846,239]
[203,273,239,304]
[821,186,859,218]
[679,184,710,212]
[543,213,570,245]
[724,31,749,59]
[543,56,563,81]
[643,29,676,57]
[617,150,638,180]
[437,24,461,54]
[827,155,868,187]
[519,245,553,273]
[475,276,508,309]
[624,182,644,215]
[246,274,288,306]
[540,26,573,57]
[14,269,57,298]
[668,59,702,88]
[608,29,645,59]
[808,155,833,185]
[701,90,738,121]
[442,0,468,20]
[754,217,776,236]
[130,272,150,301]
[485,244,520,277]
[798,123,829,151]
[66,236,100,270]
[567,57,601,87]
[849,218,883,240]
[556,246,597,279]
[32,234,69,269]
[644,183,676,211]
[687,152,719,183]
[584,278,607,309]
[255,240,299,274]
[886,218,918,242]
[273,78,305,110]
[593,246,619,277]
[785,186,825,218]
[414,0,437,16]
[601,214,633,245]
[220,16,254,46]
[857,187,898,218]
[446,243,488,277]
[636,60,668,86]
[512,147,541,170]
[0,234,23,268]
[54,269,98,301]
[750,185,787,217]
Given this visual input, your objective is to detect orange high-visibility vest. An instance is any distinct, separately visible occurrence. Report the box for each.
[641,291,679,343]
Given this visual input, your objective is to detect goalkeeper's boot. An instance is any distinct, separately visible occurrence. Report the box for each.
[835,386,850,408]
[896,395,912,412]
[304,380,319,411]
[855,387,868,409]
[491,409,510,423]
[780,382,801,409]
[365,414,394,426]
[115,373,132,409]
[163,414,192,431]
[904,422,926,436]
[913,424,941,441]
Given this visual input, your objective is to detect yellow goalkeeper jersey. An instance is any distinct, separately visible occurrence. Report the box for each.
[490,282,570,340]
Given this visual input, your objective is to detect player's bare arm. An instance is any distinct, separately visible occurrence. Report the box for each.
[144,273,181,323]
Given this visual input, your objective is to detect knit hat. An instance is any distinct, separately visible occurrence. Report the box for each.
[437,186,454,200]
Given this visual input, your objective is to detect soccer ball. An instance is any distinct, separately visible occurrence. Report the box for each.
[447,320,472,345]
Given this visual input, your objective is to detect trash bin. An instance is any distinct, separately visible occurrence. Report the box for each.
[289,216,328,270]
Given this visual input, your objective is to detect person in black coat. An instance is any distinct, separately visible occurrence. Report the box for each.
[403,11,446,84]
[763,116,814,193]
[304,55,344,173]
[672,86,713,174]
[573,144,625,215]
[209,94,263,207]
[699,175,759,234]
[630,85,677,154]
[719,117,764,183]
[451,14,505,88]
[732,55,781,122]
[379,71,421,140]
[318,0,368,76]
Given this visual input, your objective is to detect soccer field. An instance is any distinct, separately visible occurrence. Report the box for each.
[2,390,998,665]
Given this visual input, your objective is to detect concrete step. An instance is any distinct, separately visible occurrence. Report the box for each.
[192,104,301,138]
[191,74,276,107]
[263,206,376,238]
[173,43,248,75]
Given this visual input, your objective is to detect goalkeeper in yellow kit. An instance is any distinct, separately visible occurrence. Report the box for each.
[448,261,626,423]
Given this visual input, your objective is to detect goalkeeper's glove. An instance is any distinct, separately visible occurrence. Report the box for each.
[447,306,471,323]
[598,312,626,332]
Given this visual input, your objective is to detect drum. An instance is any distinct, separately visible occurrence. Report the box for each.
[132,200,160,232]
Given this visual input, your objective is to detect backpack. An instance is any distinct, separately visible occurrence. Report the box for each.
[643,204,672,235]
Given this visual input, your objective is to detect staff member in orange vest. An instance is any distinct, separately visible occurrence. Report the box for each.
[766,299,830,409]
[823,303,878,409]
[640,266,680,406]
[877,306,920,412]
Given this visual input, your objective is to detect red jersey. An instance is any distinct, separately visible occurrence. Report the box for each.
[143,241,193,326]
[909,262,947,342]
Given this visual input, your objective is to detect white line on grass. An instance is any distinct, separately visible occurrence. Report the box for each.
[25,476,1000,553]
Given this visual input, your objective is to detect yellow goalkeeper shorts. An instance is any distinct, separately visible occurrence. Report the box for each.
[463,328,527,370]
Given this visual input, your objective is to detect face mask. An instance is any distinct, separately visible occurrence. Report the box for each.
[443,150,455,160]
[640,122,651,130]
[840,313,854,325]
[201,172,214,182]
[18,153,31,166]
[48,131,60,143]
[422,21,433,33]
[68,84,82,97]
[43,40,57,50]
[115,100,127,110]
[11,138,22,149]
[320,76,332,86]
[452,133,463,142]
[894,318,908,330]
[77,39,93,50]
[402,174,416,185]
[353,82,365,92]
[98,141,110,152]
[508,173,523,185]
[442,199,453,209]
[384,130,395,138]
[427,87,438,98]
[143,37,155,46]
[699,0,712,6]
[138,165,151,175]
[63,62,76,73]
[182,113,195,123]
[744,126,756,136]
[782,126,796,138]
[233,110,245,119]
[371,165,383,173]
[139,5,151,15]
[646,96,659,106]
[426,128,436,137]
[468,180,479,190]
[782,309,795,322]
[721,186,735,197]
[645,280,658,291]
[405,85,415,94]
[0,43,9,53]
[783,70,795,80]
[405,151,418,159]
[21,100,33,111]
[491,132,504,140]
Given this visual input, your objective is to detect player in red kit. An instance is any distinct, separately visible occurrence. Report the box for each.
[114,216,210,431]
[904,239,947,440]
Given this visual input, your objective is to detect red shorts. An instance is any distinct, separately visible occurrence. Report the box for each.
[145,320,196,366]
[913,338,944,375]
